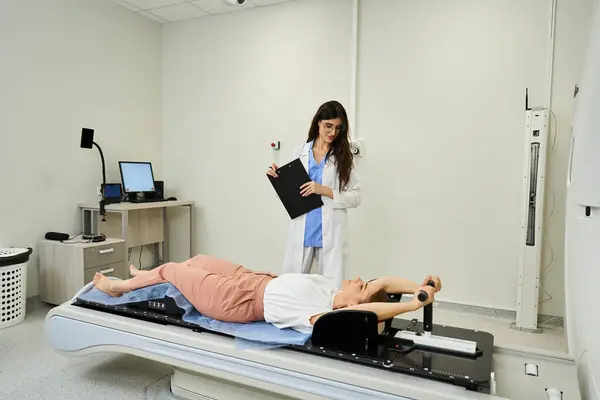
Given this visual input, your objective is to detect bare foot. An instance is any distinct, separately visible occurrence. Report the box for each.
[93,272,123,297]
[129,264,140,277]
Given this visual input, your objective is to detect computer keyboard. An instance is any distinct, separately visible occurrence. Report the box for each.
[128,198,165,203]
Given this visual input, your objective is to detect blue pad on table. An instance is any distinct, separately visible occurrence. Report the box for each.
[77,282,311,350]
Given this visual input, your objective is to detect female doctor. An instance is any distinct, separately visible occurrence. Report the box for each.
[267,100,361,288]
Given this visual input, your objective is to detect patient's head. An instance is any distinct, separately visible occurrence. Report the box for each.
[333,277,388,309]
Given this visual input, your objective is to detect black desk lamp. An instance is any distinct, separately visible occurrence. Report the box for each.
[80,128,107,221]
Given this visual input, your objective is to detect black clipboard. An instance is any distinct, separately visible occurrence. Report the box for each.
[267,158,323,219]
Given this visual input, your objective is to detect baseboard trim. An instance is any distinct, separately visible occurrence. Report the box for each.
[399,295,564,329]
[433,300,564,329]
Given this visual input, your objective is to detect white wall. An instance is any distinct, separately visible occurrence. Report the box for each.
[543,0,596,318]
[565,1,600,398]
[355,0,594,315]
[354,0,550,311]
[162,0,352,270]
[162,0,593,316]
[0,0,162,297]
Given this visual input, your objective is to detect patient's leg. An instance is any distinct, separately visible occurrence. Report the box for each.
[185,254,249,276]
[126,255,249,280]
[129,264,151,277]
[92,273,132,297]
[93,262,181,297]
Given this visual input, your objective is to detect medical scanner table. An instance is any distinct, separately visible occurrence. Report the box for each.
[45,283,581,400]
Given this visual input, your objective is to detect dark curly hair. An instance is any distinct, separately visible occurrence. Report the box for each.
[306,100,354,189]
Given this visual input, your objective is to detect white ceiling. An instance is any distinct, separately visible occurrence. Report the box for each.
[108,0,296,24]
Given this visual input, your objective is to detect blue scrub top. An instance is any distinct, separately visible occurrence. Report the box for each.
[304,141,326,248]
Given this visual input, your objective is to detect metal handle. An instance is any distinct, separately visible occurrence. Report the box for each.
[99,248,114,255]
[420,280,435,333]
[99,268,114,274]
[418,280,436,302]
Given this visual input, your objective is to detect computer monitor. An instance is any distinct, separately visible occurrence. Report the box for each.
[119,161,156,194]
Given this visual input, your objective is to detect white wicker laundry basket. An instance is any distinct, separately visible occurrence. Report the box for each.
[0,247,32,329]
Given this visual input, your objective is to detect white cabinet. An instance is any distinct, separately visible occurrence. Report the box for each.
[39,238,127,305]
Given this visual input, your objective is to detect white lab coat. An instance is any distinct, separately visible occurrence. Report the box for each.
[281,142,361,287]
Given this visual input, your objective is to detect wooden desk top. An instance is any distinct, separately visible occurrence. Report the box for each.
[78,200,195,211]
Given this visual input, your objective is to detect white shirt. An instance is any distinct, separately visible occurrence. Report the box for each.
[263,274,337,334]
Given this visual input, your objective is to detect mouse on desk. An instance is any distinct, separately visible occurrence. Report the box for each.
[166,197,177,201]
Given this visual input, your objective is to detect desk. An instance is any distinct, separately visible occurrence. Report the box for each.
[78,200,194,268]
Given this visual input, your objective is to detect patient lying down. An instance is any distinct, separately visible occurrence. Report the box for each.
[93,254,441,335]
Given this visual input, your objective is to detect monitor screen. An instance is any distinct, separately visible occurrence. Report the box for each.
[119,162,155,193]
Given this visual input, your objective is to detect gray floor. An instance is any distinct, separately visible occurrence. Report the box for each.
[0,301,569,400]
[0,302,172,400]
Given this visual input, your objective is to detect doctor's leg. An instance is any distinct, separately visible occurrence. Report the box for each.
[301,247,316,274]
[318,251,342,288]
[315,248,324,276]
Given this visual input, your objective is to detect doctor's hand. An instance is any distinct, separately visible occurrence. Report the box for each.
[421,275,442,292]
[266,163,279,178]
[300,181,326,197]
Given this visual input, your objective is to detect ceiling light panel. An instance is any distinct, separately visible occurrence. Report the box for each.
[124,0,186,11]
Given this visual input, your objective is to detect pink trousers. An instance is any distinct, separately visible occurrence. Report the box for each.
[125,254,276,323]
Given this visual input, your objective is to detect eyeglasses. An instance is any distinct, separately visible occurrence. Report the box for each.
[321,122,343,134]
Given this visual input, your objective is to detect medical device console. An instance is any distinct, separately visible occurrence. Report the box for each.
[70,283,494,394]
[102,183,122,204]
